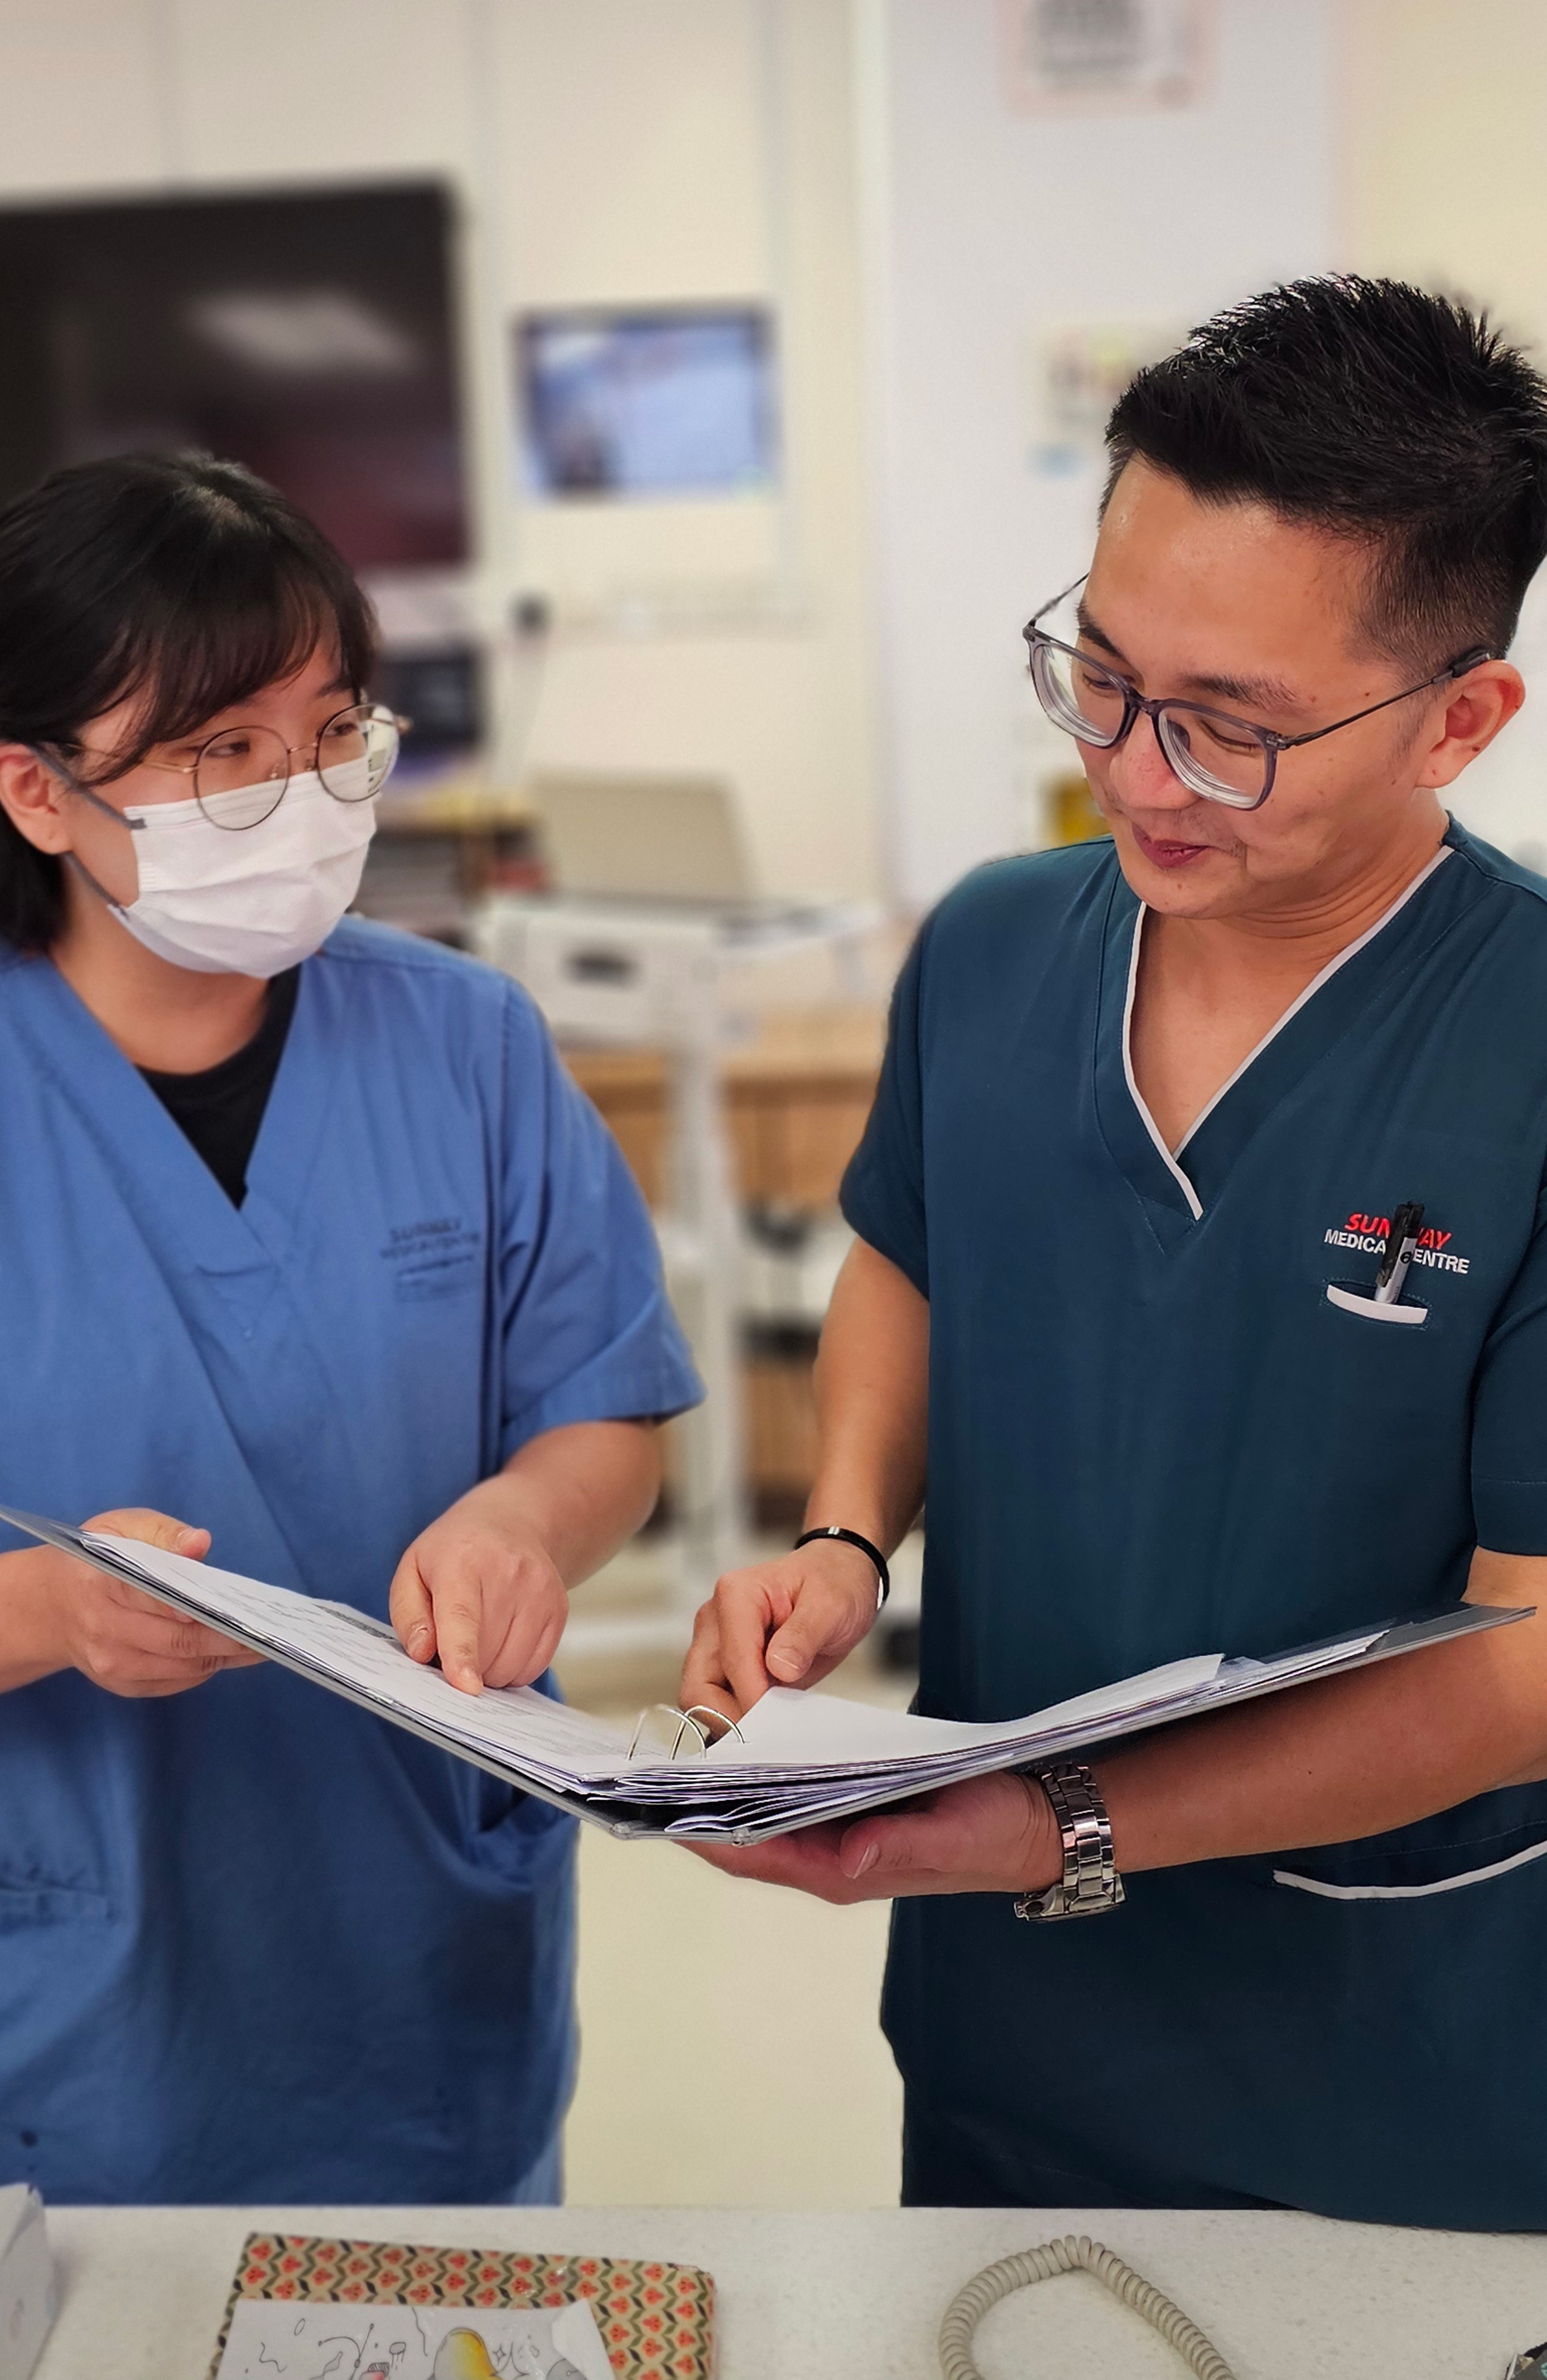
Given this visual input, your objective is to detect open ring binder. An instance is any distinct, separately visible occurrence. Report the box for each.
[627,1702,747,1762]
[0,1506,1527,1848]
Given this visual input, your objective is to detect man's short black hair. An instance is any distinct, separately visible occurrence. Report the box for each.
[1104,275,1547,672]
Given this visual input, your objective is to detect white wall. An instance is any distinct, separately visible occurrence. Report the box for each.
[0,0,884,904]
[861,0,1335,908]
[492,0,883,905]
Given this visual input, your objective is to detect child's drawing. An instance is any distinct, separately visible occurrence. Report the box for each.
[214,2296,612,2380]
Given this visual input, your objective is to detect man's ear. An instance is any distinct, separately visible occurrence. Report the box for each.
[0,743,74,855]
[1415,659,1525,790]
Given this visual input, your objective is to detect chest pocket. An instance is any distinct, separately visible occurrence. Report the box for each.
[1324,1282,1428,1327]
[1304,1272,1454,1453]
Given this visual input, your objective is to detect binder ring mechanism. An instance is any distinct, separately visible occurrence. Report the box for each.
[627,1702,747,1763]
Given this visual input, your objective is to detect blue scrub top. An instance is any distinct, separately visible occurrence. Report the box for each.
[0,917,701,2205]
[844,821,1547,2226]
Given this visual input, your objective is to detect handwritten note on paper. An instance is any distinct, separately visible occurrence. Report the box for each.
[215,2296,613,2380]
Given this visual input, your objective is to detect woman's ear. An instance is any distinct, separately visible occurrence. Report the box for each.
[0,744,75,855]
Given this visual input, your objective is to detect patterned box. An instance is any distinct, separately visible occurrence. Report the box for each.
[208,2232,716,2380]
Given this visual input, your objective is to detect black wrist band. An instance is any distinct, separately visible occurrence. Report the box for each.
[793,1525,890,1609]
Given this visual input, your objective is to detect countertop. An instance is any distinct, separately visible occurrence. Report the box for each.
[32,2201,1547,2378]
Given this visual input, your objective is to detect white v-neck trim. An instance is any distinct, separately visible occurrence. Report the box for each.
[1122,839,1455,1217]
[1121,918,1204,1220]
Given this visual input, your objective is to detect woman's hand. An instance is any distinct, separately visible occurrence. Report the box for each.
[390,1509,568,1695]
[692,1769,1062,1903]
[389,1424,663,1695]
[680,1538,883,1721]
[2,1507,260,1697]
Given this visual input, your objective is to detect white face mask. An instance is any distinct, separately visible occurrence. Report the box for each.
[106,759,378,978]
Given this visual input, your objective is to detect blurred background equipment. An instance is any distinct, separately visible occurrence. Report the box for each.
[533,770,762,908]
[0,181,466,567]
[470,781,882,1663]
[518,306,778,498]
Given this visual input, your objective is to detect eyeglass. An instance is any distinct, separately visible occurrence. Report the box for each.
[1024,577,1490,811]
[51,702,408,832]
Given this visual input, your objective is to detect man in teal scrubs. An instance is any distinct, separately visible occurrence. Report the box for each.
[682,278,1547,2224]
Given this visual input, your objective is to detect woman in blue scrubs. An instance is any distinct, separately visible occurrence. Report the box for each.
[683,281,1547,2226]
[0,452,700,2204]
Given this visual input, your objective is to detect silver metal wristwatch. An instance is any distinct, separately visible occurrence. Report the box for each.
[1014,1760,1125,1921]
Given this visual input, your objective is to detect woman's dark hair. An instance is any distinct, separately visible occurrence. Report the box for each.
[1105,275,1547,673]
[0,451,377,952]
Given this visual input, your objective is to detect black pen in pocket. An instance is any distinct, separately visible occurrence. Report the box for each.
[1373,1202,1424,1305]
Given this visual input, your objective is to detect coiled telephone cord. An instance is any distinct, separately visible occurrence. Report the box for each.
[939,2233,1238,2380]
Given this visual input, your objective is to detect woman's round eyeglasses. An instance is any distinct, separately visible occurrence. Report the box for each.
[1024,577,1488,811]
[134,702,407,830]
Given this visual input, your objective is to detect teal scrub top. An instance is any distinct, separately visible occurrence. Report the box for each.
[0,917,701,2205]
[842,820,1547,2226]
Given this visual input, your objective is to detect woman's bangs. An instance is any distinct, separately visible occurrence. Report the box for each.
[96,546,376,776]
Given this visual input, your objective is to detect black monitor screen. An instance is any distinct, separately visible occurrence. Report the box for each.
[0,180,467,569]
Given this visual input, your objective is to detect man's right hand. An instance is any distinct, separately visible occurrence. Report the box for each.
[0,1509,261,1698]
[680,1536,883,1721]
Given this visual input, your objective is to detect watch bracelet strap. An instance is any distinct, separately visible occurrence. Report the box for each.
[793,1525,890,1610]
[1014,1759,1125,1921]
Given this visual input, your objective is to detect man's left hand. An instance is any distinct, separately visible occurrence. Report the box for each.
[389,1512,567,1695]
[692,1769,1063,1901]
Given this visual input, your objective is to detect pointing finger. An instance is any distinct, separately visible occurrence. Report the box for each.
[430,1586,485,1696]
[716,1578,784,1711]
[680,1602,730,1708]
[388,1554,437,1666]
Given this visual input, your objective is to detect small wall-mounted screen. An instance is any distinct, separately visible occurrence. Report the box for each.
[518,307,777,498]
[0,181,467,570]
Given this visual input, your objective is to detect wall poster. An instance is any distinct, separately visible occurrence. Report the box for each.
[1000,0,1214,113]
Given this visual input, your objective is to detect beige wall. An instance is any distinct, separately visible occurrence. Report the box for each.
[1342,0,1547,350]
[1341,0,1547,859]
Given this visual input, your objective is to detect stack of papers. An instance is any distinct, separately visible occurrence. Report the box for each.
[0,1507,1522,1847]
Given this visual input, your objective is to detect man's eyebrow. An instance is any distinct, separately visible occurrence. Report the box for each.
[1075,603,1130,664]
[1185,664,1307,715]
[1074,602,1305,717]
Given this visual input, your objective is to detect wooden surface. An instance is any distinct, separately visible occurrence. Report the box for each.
[565,1006,884,1212]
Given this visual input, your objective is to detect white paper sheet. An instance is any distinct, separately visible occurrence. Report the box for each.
[215,2295,612,2380]
[87,1536,636,1784]
[713,1654,1225,1769]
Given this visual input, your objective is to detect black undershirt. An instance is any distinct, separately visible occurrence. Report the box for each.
[138,968,301,1205]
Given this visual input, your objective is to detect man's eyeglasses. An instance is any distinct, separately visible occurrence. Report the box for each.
[1023,577,1490,811]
